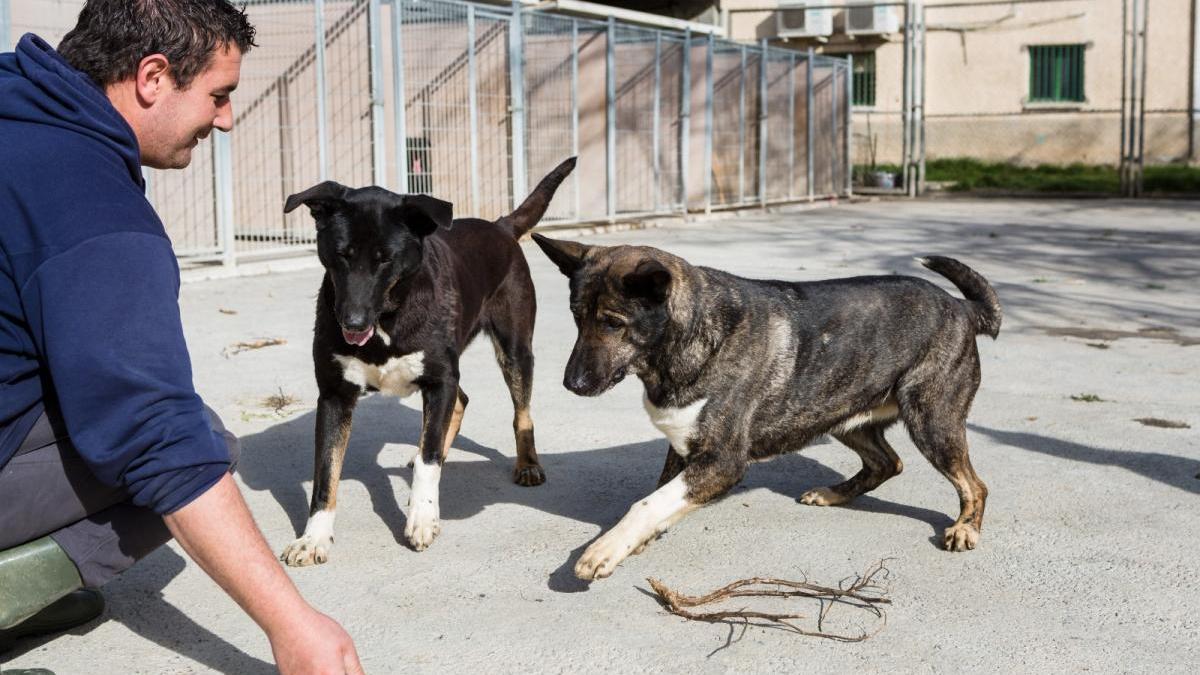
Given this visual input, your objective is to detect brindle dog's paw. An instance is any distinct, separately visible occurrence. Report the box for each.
[943,522,979,551]
[405,502,441,551]
[798,486,848,507]
[574,531,641,580]
[281,534,333,567]
[513,463,546,487]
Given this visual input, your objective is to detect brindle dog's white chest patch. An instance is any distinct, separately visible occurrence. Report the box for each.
[333,352,424,398]
[642,394,708,456]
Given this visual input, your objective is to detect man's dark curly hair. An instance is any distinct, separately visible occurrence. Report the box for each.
[58,0,257,90]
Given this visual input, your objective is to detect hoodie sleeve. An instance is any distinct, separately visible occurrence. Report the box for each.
[20,231,230,515]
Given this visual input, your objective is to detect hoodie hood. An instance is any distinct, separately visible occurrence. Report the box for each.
[0,33,143,187]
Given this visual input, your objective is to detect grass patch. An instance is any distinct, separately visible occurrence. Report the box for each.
[860,159,1200,194]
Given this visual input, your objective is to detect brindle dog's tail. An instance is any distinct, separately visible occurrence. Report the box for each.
[917,256,1002,339]
[498,157,577,238]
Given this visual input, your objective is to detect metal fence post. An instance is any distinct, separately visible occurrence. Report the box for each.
[368,0,386,187]
[571,18,580,219]
[214,132,237,268]
[738,44,746,204]
[653,32,662,213]
[314,0,329,181]
[788,52,796,201]
[831,63,839,198]
[704,32,714,212]
[845,55,853,196]
[758,39,767,206]
[605,17,616,218]
[468,5,480,212]
[806,48,814,201]
[0,0,11,53]
[679,28,691,209]
[391,0,408,193]
[509,0,528,209]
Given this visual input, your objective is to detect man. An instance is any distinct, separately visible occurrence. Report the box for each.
[0,1,363,672]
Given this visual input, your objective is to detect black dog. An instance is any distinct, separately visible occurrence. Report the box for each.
[533,235,1001,580]
[279,158,575,565]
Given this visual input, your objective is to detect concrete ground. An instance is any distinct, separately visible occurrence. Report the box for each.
[4,198,1198,674]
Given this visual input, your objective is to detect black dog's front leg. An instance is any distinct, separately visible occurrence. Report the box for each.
[405,378,459,551]
[281,391,357,566]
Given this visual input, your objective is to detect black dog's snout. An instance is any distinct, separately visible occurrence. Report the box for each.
[564,372,593,396]
[341,311,370,332]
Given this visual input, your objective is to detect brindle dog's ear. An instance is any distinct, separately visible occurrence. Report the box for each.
[531,234,590,277]
[622,259,672,304]
[396,194,453,238]
[283,181,349,226]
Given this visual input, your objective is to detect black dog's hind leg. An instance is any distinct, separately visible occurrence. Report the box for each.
[406,378,460,551]
[281,391,358,566]
[800,424,903,506]
[487,296,546,487]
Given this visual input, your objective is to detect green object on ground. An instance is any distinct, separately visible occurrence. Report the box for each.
[0,537,84,631]
[857,158,1200,195]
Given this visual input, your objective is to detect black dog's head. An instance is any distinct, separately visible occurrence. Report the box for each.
[284,181,452,346]
[532,234,679,396]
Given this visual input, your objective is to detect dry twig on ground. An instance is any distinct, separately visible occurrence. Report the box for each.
[222,337,287,358]
[647,560,892,644]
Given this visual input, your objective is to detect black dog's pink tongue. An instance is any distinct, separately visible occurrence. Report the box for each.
[342,326,374,346]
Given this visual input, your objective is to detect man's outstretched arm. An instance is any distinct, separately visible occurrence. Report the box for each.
[164,474,363,675]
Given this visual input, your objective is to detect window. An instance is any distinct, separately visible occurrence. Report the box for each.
[1029,44,1085,103]
[827,51,875,107]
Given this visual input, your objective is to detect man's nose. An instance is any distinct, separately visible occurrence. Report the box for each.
[214,101,234,133]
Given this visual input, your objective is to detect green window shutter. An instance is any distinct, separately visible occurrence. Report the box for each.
[1030,44,1085,102]
[853,52,876,107]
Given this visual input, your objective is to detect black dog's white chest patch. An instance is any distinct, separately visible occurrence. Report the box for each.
[333,352,425,397]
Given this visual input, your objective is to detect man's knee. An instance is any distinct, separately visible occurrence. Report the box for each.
[204,406,241,472]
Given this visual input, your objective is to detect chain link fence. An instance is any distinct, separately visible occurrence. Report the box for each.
[4,0,851,268]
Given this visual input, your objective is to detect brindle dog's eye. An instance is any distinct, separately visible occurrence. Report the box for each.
[602,315,625,331]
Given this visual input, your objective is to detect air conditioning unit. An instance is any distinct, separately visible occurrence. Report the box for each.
[842,0,900,36]
[776,2,833,39]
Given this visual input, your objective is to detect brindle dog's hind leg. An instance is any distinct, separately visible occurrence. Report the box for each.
[800,424,903,506]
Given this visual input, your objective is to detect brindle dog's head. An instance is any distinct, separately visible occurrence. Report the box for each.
[284,182,452,346]
[533,234,681,396]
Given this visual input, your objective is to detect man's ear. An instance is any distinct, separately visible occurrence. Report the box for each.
[394,194,453,238]
[284,181,349,226]
[531,234,591,277]
[134,54,171,105]
[622,259,672,304]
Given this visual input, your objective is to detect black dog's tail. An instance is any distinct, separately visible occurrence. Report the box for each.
[497,157,577,238]
[917,256,1002,339]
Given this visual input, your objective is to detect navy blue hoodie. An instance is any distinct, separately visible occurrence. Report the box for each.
[0,35,230,515]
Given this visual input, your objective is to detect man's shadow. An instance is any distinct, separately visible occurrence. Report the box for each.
[236,395,953,593]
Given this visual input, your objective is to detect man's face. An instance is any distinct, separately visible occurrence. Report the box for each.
[142,45,242,169]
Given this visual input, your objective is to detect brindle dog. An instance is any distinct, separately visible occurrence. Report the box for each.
[278,158,575,566]
[533,235,1001,581]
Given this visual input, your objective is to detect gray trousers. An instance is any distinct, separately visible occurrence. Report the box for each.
[0,408,240,588]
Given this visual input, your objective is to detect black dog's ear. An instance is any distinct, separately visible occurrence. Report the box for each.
[531,234,590,277]
[283,181,349,222]
[395,194,453,238]
[622,259,672,304]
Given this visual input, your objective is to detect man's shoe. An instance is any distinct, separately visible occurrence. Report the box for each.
[0,589,103,653]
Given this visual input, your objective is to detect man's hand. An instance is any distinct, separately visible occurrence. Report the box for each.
[164,474,363,673]
[269,608,363,675]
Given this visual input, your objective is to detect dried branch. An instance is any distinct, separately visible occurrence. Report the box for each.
[647,560,891,644]
[222,337,287,358]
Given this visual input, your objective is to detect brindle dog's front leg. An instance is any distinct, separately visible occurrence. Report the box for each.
[282,391,357,566]
[657,446,686,488]
[405,378,459,551]
[575,448,747,581]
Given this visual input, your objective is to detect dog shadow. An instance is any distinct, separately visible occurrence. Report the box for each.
[3,546,274,673]
[236,395,956,594]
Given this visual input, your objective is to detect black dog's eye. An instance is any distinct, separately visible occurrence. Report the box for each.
[338,248,354,260]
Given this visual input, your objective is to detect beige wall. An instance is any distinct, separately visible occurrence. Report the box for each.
[724,0,1195,166]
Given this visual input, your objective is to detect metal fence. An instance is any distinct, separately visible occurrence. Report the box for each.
[3,0,851,268]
